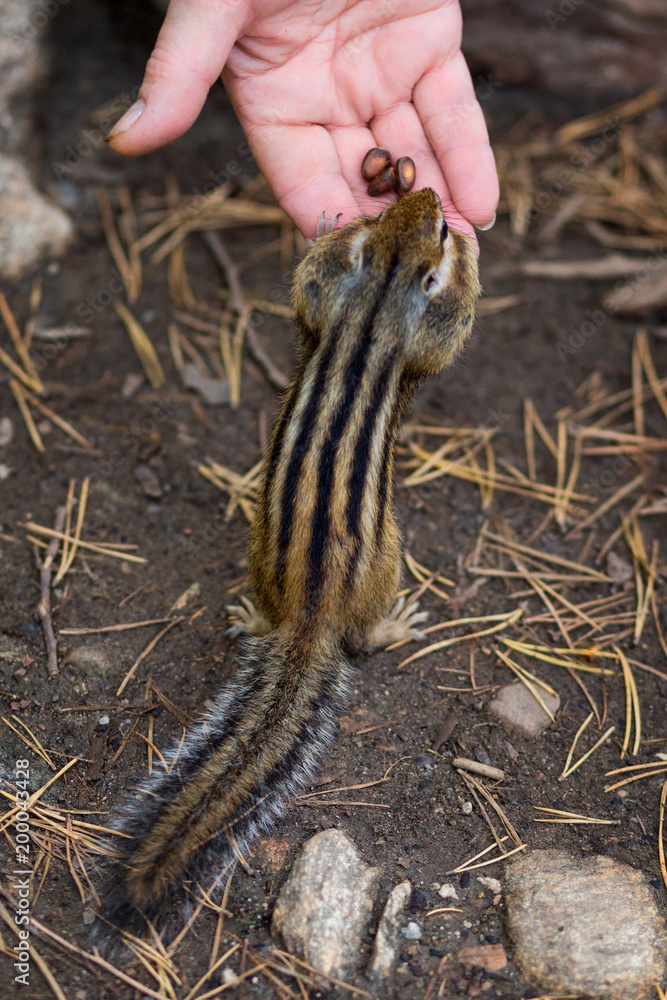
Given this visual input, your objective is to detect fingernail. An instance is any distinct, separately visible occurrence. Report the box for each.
[107,98,145,140]
[475,213,496,232]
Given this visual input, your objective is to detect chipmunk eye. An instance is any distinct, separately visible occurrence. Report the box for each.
[440,220,449,243]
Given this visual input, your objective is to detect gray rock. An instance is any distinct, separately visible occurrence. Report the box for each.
[0,417,13,446]
[368,881,411,982]
[181,363,230,405]
[0,0,44,156]
[134,463,163,499]
[271,829,380,981]
[505,850,666,999]
[488,681,560,737]
[0,2,74,279]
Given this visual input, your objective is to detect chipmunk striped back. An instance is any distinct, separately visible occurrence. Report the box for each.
[94,188,479,947]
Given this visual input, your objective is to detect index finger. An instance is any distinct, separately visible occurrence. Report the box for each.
[414,50,499,228]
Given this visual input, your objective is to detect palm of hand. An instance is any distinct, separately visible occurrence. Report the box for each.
[224,0,495,235]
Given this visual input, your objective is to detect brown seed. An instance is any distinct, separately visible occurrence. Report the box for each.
[361,147,392,182]
[367,165,397,197]
[395,156,416,193]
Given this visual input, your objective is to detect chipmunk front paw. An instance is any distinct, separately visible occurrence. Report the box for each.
[315,211,342,239]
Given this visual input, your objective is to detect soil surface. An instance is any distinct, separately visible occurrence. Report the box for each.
[1,3,666,999]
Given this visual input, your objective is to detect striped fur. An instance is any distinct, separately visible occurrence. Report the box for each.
[94,189,479,946]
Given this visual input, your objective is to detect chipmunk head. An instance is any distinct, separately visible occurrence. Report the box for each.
[293,188,480,375]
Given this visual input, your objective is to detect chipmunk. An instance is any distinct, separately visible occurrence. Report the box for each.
[95,186,480,945]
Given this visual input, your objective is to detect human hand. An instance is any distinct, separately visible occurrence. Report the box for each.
[108,0,499,240]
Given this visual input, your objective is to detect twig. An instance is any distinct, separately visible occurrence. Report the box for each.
[616,645,641,757]
[203,231,289,392]
[452,758,505,782]
[60,617,174,636]
[34,506,67,676]
[560,724,615,780]
[533,807,618,825]
[659,780,667,893]
[116,619,182,696]
[10,378,44,451]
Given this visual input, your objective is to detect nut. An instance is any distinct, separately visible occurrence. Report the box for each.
[367,165,397,197]
[395,156,416,194]
[361,146,392,181]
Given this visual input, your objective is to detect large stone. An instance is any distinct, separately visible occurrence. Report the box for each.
[0,0,43,156]
[0,1,74,280]
[271,829,381,981]
[368,881,412,982]
[488,681,560,737]
[505,850,666,999]
[0,155,73,280]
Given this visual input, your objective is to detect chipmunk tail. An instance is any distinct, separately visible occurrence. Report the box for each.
[91,628,349,951]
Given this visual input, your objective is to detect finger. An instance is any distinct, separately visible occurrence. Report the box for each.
[414,50,499,228]
[107,0,247,156]
[370,101,476,237]
[237,120,363,239]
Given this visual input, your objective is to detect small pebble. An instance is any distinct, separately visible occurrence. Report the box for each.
[0,417,13,446]
[461,801,473,815]
[438,883,459,901]
[134,464,162,499]
[369,880,411,982]
[488,682,560,737]
[401,922,422,940]
[457,944,508,972]
[414,753,433,768]
[121,372,144,398]
[477,876,502,895]
[181,362,230,406]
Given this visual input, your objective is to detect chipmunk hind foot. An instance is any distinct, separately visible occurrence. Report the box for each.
[348,596,428,650]
[226,596,272,637]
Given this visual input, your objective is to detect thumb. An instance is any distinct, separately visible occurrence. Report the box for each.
[107,0,248,156]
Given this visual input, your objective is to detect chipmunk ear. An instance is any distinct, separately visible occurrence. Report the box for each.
[421,269,442,297]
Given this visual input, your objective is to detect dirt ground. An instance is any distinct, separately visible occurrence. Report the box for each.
[1,3,666,999]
